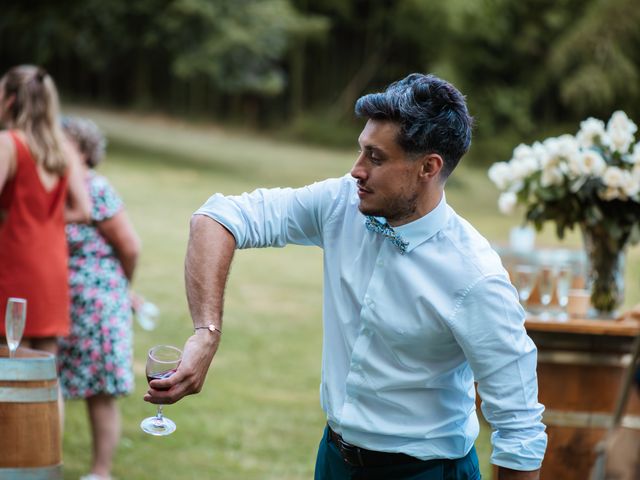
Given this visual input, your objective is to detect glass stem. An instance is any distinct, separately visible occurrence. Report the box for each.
[156,405,164,422]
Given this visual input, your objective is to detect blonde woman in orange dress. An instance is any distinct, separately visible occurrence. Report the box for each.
[0,65,90,355]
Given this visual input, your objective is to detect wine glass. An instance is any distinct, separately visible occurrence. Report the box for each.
[537,266,555,320]
[140,345,182,436]
[554,264,573,321]
[512,264,538,313]
[5,297,27,358]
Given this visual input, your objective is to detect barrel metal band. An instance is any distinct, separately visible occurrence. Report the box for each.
[0,358,57,381]
[0,464,63,479]
[544,409,640,430]
[0,385,58,403]
[537,351,631,367]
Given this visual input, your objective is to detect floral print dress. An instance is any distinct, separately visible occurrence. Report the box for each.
[58,171,134,399]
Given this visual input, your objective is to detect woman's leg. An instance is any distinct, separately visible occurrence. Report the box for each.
[23,337,64,428]
[86,394,120,479]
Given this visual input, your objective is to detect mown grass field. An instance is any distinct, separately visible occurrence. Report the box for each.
[60,106,640,479]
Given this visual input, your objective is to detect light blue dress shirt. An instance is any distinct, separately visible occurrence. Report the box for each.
[195,174,547,471]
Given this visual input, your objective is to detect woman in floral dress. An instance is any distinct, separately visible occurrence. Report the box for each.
[58,117,141,480]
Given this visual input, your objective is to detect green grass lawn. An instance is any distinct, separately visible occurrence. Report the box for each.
[60,106,640,479]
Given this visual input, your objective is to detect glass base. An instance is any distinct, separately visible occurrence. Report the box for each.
[140,415,176,436]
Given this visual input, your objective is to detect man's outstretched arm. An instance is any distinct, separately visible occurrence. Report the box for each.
[144,214,236,404]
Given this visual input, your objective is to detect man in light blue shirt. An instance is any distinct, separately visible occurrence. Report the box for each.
[145,73,546,479]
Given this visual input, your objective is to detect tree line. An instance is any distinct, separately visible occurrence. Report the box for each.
[1,0,639,146]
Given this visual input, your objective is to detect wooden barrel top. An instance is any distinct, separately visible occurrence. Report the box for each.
[526,317,640,337]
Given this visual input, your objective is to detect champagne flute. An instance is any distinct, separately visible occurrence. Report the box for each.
[512,265,538,313]
[537,266,555,320]
[5,297,27,358]
[554,264,573,321]
[141,345,182,436]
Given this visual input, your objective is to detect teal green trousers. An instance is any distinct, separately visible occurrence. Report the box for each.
[314,426,481,480]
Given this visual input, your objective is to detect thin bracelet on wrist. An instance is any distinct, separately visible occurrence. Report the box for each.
[194,324,223,335]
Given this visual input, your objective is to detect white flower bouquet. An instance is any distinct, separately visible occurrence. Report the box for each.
[489,111,640,315]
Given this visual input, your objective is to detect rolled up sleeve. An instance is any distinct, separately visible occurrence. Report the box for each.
[194,177,347,250]
[451,274,547,471]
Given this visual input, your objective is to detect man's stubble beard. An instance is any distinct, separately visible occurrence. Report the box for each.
[358,192,418,224]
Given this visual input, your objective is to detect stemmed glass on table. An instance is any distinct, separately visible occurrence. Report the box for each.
[537,266,555,320]
[554,264,573,321]
[5,297,27,358]
[140,345,182,436]
[512,265,538,313]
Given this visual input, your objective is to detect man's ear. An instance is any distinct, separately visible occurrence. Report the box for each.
[419,154,443,180]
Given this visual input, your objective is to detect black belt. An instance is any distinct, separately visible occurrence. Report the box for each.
[327,426,423,468]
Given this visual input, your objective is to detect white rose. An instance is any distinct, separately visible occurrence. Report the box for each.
[566,151,585,180]
[556,134,579,156]
[498,191,517,215]
[608,110,638,135]
[510,155,539,182]
[623,142,640,164]
[488,162,512,190]
[540,165,564,187]
[543,137,561,157]
[576,118,605,148]
[541,152,562,170]
[605,111,638,154]
[599,187,621,201]
[602,166,625,188]
[621,171,640,198]
[581,150,607,176]
[531,141,547,157]
[513,143,534,160]
[606,129,635,154]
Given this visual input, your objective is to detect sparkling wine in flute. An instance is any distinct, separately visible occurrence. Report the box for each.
[141,345,182,436]
[5,298,27,358]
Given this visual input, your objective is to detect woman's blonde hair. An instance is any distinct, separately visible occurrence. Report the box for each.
[0,65,67,175]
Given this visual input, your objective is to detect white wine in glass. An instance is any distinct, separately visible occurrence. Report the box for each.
[141,345,182,436]
[5,297,27,358]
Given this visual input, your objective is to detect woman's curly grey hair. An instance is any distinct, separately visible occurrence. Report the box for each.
[61,116,107,168]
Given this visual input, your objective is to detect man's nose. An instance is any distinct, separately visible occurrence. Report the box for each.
[350,154,366,179]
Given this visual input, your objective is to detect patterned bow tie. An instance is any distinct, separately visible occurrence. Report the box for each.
[365,216,409,255]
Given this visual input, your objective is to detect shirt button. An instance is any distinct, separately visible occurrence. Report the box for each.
[376,259,384,267]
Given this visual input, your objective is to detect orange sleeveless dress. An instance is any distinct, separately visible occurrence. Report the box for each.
[0,131,70,337]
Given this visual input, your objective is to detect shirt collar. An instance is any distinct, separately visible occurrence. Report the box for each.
[373,194,450,254]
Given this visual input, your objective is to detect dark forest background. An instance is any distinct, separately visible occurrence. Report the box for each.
[2,0,639,161]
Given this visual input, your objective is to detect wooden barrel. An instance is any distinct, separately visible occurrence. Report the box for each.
[525,319,640,480]
[0,345,62,479]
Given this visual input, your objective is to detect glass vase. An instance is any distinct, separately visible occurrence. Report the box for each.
[580,223,627,319]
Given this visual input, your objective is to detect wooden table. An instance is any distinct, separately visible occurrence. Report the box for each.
[525,316,640,480]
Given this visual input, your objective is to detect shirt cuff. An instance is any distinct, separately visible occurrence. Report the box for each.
[490,428,548,471]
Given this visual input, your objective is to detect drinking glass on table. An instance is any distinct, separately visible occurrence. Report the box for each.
[5,297,26,358]
[513,264,538,312]
[141,345,182,436]
[537,266,555,320]
[554,264,572,321]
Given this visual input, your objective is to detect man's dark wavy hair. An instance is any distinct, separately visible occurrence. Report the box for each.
[355,73,474,179]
